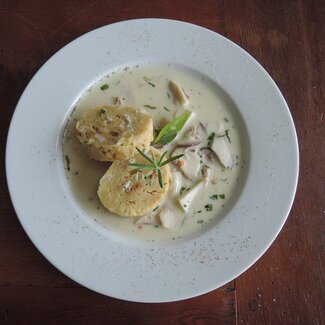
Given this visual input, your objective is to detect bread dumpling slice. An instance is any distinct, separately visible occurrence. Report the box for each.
[76,105,153,161]
[98,147,170,217]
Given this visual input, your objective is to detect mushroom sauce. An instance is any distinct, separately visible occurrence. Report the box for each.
[63,64,243,242]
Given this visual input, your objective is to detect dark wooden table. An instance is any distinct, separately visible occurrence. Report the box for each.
[1,1,324,324]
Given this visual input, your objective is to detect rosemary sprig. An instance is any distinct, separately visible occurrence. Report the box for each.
[129,147,183,188]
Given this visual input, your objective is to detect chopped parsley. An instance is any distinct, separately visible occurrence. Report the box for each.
[163,106,170,112]
[197,220,204,224]
[144,104,156,109]
[218,129,231,143]
[148,82,155,87]
[65,155,70,171]
[100,84,109,90]
[225,130,231,143]
[180,187,190,194]
[224,117,229,122]
[100,108,106,114]
[210,194,225,200]
[205,204,213,211]
[207,132,215,147]
[197,210,202,213]
[153,206,159,212]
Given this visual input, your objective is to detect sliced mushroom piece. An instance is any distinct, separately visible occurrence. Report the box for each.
[201,164,218,184]
[211,137,233,168]
[159,207,177,228]
[169,80,189,107]
[202,165,212,181]
[136,214,156,225]
[171,146,202,180]
[178,180,205,212]
[178,123,207,146]
[114,96,124,106]
[200,147,217,162]
[182,147,202,179]
[170,171,182,196]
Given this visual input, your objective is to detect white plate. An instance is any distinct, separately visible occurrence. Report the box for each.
[6,19,299,302]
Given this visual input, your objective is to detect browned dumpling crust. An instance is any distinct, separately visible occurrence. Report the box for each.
[98,147,170,217]
[76,105,153,161]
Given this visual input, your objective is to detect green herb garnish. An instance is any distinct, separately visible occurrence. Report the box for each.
[207,132,215,147]
[144,104,156,109]
[154,111,191,145]
[197,220,204,224]
[218,129,231,143]
[180,186,187,194]
[153,206,160,211]
[225,130,231,143]
[65,155,70,171]
[163,106,170,112]
[224,117,229,122]
[129,147,183,188]
[205,204,213,211]
[210,194,225,200]
[100,84,109,90]
[142,77,156,87]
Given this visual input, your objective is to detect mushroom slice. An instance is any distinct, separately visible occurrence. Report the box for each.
[136,214,156,225]
[159,207,177,228]
[211,137,232,168]
[169,80,189,107]
[200,147,217,162]
[178,123,206,146]
[202,165,212,181]
[114,96,124,106]
[182,147,201,179]
[178,180,205,212]
[171,146,201,180]
[170,171,182,196]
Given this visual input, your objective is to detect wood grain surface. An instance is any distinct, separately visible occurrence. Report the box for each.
[0,0,324,324]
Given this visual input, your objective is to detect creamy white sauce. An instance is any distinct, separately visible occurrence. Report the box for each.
[63,64,244,241]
